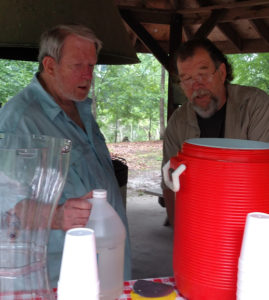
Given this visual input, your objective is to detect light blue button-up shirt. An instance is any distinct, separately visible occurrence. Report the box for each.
[0,74,131,287]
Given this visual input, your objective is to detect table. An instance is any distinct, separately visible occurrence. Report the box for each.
[117,277,185,300]
[8,277,185,299]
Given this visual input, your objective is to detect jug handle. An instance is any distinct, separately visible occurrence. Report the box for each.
[162,161,186,192]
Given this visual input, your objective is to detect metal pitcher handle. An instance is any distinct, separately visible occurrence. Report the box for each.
[163,161,186,192]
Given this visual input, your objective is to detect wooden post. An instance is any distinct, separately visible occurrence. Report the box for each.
[168,14,182,120]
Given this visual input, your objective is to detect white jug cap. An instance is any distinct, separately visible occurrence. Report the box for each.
[93,189,107,198]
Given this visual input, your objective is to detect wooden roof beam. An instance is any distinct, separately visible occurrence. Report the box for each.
[119,7,172,25]
[136,37,269,54]
[251,19,269,46]
[169,0,181,9]
[194,9,226,39]
[169,13,182,71]
[183,26,192,41]
[168,13,182,118]
[218,23,243,51]
[119,1,269,16]
[215,38,269,54]
[120,10,169,70]
[118,4,269,25]
[194,0,242,51]
[176,0,269,14]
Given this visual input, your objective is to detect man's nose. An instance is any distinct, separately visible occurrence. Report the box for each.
[192,78,204,90]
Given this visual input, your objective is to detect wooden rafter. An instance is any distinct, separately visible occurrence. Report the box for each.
[217,23,243,51]
[120,10,169,70]
[251,19,269,45]
[168,13,182,118]
[118,4,269,25]
[169,13,182,65]
[119,7,172,24]
[213,6,269,24]
[183,26,192,41]
[169,0,180,9]
[194,9,227,38]
[117,0,269,57]
[118,0,269,14]
[175,0,269,14]
[194,0,242,51]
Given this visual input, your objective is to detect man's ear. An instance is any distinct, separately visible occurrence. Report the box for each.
[219,62,227,84]
[42,56,56,75]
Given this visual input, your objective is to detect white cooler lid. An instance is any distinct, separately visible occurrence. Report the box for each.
[185,138,269,150]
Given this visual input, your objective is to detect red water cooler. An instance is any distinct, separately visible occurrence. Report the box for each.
[163,138,269,300]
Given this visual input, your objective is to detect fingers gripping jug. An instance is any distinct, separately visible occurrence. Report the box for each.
[86,189,126,300]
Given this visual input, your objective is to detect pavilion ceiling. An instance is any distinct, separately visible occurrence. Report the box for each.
[116,0,269,70]
[0,0,268,66]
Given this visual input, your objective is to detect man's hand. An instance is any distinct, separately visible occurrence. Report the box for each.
[52,191,93,231]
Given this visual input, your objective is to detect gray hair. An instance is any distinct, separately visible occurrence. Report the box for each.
[38,24,102,72]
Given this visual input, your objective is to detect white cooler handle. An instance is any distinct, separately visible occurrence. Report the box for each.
[163,161,186,192]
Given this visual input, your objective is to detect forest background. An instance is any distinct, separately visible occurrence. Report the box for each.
[0,53,269,142]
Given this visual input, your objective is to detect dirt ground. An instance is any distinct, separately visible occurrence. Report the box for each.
[108,140,163,192]
[108,140,163,171]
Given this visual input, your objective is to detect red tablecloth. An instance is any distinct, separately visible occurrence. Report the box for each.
[3,277,185,299]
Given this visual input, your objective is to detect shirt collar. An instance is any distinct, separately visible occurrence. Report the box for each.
[30,73,92,121]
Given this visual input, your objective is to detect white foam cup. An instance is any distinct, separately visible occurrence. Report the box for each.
[237,212,269,300]
[237,286,269,300]
[57,228,99,300]
[239,212,269,265]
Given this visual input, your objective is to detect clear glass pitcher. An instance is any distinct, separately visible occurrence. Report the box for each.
[0,133,71,299]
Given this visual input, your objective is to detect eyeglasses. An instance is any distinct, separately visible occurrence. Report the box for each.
[179,67,219,89]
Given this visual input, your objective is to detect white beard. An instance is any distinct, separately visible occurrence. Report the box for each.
[191,89,219,118]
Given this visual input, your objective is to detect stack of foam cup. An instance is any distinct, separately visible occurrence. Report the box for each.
[58,228,100,300]
[237,212,269,300]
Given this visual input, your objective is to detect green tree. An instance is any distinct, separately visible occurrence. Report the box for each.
[94,54,168,142]
[228,53,269,94]
[0,59,38,105]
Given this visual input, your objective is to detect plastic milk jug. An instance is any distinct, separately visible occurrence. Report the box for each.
[86,189,126,300]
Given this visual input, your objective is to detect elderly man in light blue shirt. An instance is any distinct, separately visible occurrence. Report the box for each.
[0,24,131,287]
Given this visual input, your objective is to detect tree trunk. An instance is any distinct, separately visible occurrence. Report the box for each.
[148,115,152,141]
[160,66,165,139]
[131,123,133,141]
[114,119,119,143]
[119,125,123,142]
[91,71,97,119]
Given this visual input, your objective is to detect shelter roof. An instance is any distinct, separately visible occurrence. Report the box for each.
[1,0,268,66]
[0,0,139,64]
[116,0,269,69]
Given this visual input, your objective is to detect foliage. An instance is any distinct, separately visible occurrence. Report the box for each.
[0,59,38,105]
[228,53,269,94]
[94,54,168,142]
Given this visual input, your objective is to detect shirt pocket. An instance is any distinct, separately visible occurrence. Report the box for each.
[60,147,90,201]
